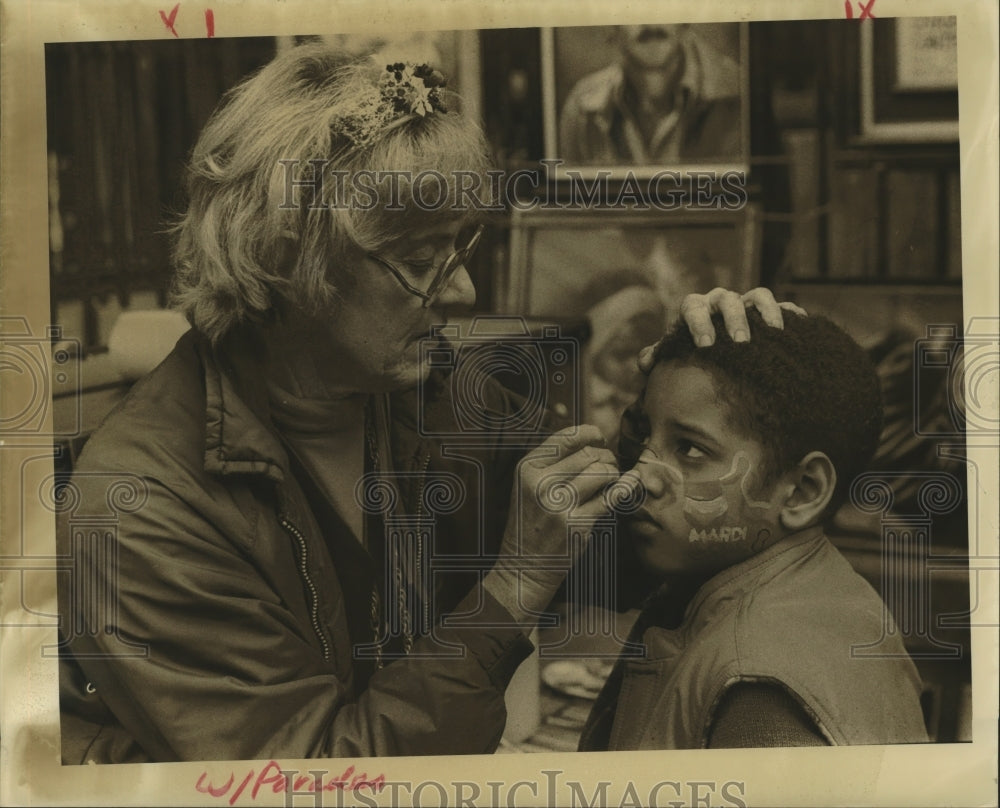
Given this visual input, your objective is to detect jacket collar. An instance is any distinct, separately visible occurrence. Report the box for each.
[193,329,291,483]
[680,527,827,632]
[192,327,443,485]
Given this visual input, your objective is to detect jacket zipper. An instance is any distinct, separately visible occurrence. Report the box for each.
[414,451,431,518]
[369,451,430,663]
[412,451,432,637]
[279,514,332,662]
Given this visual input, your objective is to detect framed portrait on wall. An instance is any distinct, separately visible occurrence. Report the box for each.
[502,207,759,442]
[541,23,750,179]
[858,16,959,142]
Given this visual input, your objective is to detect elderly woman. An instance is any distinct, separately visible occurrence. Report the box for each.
[57,45,789,763]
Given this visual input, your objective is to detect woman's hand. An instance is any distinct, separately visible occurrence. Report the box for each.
[637,287,807,372]
[484,425,619,624]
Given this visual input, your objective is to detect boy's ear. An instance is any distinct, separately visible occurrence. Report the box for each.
[778,451,837,532]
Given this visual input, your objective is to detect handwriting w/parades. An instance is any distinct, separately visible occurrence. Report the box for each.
[195,761,385,805]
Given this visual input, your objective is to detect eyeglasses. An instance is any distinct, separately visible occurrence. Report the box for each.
[367,225,484,308]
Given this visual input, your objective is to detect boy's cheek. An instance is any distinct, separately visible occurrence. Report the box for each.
[629,508,774,577]
[682,451,778,530]
[650,495,780,558]
[682,491,729,527]
[684,524,750,544]
[675,518,776,574]
[631,453,783,572]
[681,508,781,558]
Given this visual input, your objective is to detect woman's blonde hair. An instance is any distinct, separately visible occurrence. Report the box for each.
[170,44,495,341]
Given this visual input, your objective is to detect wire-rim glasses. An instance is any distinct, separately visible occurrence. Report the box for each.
[367,224,484,308]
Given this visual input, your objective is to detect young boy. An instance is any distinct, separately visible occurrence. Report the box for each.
[579,309,929,750]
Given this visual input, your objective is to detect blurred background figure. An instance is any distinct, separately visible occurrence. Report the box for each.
[584,281,667,444]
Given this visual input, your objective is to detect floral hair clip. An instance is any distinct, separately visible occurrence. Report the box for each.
[336,61,449,149]
[382,62,448,116]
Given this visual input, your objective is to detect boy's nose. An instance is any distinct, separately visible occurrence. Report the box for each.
[635,449,684,500]
[637,465,666,498]
[634,452,682,501]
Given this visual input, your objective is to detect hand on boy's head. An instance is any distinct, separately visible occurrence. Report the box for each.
[636,288,808,373]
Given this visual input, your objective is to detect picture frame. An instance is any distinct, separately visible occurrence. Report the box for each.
[502,206,759,317]
[502,206,759,442]
[859,16,959,142]
[541,23,750,179]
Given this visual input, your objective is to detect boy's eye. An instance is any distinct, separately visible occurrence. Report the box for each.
[677,440,707,460]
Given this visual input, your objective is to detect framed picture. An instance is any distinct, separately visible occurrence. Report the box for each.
[541,23,750,178]
[859,17,959,142]
[502,207,759,442]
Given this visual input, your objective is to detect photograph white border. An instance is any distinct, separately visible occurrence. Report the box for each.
[1,1,997,806]
[859,19,961,142]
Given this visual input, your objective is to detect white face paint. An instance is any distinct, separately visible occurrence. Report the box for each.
[688,526,748,543]
[681,451,774,524]
[621,363,785,577]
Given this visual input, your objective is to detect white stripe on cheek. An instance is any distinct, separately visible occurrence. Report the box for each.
[683,494,728,520]
[722,450,774,510]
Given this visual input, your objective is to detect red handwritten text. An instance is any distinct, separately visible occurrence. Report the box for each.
[159,3,180,37]
[159,5,216,37]
[844,0,876,19]
[196,761,385,805]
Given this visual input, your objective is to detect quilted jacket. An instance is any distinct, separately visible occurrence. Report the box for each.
[57,328,539,762]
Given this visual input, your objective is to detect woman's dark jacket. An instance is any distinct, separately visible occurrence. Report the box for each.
[57,329,541,762]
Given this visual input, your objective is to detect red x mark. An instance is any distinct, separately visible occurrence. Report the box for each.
[844,0,877,19]
[159,3,180,37]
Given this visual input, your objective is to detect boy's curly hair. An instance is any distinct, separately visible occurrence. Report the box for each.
[618,308,883,515]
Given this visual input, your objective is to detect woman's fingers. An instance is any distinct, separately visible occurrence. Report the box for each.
[636,340,661,374]
[602,469,643,511]
[547,444,618,476]
[518,426,621,518]
[680,288,747,346]
[534,454,620,514]
[741,287,785,328]
[679,293,720,347]
[779,300,808,317]
[524,424,606,467]
[677,288,809,348]
[709,287,752,341]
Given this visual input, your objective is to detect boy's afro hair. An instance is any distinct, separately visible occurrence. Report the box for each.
[618,308,883,513]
